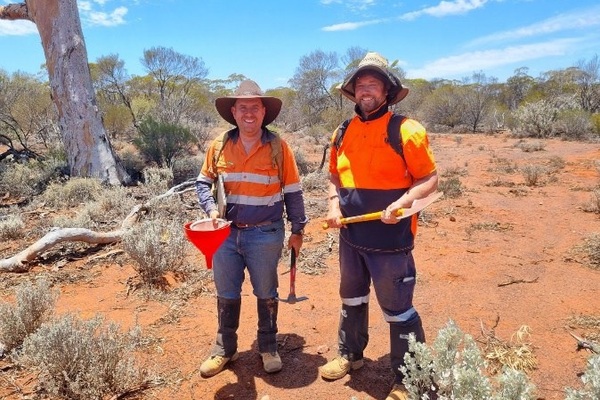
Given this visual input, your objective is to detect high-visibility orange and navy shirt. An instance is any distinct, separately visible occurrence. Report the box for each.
[196,128,307,234]
[329,107,437,252]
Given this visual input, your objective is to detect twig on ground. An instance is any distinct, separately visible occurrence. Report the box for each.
[498,276,539,287]
[568,331,600,354]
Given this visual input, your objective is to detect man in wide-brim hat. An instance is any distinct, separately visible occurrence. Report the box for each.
[215,79,282,127]
[339,51,409,109]
[320,52,439,400]
[194,79,307,378]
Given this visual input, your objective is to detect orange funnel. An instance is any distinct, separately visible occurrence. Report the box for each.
[184,218,231,269]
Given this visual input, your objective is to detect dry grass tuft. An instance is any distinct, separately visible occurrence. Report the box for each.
[481,322,538,375]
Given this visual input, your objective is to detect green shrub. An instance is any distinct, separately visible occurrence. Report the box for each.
[555,109,593,141]
[42,178,103,208]
[171,155,202,185]
[133,116,195,168]
[0,157,69,200]
[591,113,600,136]
[439,177,463,198]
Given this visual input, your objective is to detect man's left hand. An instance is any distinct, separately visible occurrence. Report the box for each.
[288,233,303,254]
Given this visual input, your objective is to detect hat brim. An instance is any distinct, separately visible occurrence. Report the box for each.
[340,65,409,105]
[215,96,282,127]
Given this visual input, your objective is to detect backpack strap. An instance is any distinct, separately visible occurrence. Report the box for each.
[211,128,235,176]
[333,114,407,165]
[212,128,284,186]
[333,119,351,150]
[386,113,406,162]
[267,130,285,186]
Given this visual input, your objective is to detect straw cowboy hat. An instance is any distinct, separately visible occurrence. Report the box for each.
[215,79,283,127]
[340,52,409,105]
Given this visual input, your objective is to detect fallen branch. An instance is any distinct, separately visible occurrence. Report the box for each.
[569,331,600,354]
[0,187,159,272]
[0,179,200,273]
[88,249,125,261]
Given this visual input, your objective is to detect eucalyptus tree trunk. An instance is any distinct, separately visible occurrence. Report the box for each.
[0,0,129,185]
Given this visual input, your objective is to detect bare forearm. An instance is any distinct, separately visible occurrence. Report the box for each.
[397,171,439,208]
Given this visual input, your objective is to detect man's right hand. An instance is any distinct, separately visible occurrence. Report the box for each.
[325,210,344,229]
[209,210,220,227]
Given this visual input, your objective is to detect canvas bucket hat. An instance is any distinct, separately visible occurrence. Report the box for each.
[215,79,282,127]
[340,52,409,105]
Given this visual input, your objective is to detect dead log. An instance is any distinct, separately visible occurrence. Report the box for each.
[0,180,196,273]
[0,205,144,272]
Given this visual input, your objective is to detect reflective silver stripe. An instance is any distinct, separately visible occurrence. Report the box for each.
[341,294,370,306]
[227,193,283,206]
[383,306,416,323]
[283,182,302,193]
[196,173,213,184]
[225,172,280,185]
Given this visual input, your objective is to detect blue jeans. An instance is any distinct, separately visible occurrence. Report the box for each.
[212,219,285,299]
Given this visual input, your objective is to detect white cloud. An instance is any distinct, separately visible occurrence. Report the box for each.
[322,0,488,31]
[78,1,93,12]
[322,18,386,31]
[321,0,377,12]
[0,20,37,36]
[406,38,580,80]
[85,6,128,26]
[401,0,488,21]
[468,5,600,46]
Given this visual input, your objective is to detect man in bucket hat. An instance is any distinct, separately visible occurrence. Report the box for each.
[320,52,439,400]
[195,79,308,377]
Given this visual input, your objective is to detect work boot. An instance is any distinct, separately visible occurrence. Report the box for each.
[386,383,409,400]
[261,351,282,373]
[390,313,425,384]
[201,297,241,378]
[319,356,364,380]
[199,352,239,378]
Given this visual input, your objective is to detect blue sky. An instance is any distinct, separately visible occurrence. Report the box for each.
[1,0,599,90]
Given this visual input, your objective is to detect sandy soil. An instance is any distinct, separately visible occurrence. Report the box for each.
[1,132,600,400]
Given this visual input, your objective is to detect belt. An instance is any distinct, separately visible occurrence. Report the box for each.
[232,220,275,229]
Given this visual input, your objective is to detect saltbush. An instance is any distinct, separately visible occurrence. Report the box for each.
[18,314,145,400]
[122,218,187,285]
[0,278,57,352]
[402,320,536,400]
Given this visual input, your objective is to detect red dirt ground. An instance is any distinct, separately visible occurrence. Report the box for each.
[1,132,600,400]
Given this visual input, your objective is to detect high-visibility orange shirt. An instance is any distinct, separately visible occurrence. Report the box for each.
[197,129,307,233]
[329,110,437,251]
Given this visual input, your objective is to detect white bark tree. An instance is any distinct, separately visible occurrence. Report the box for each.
[0,0,129,185]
